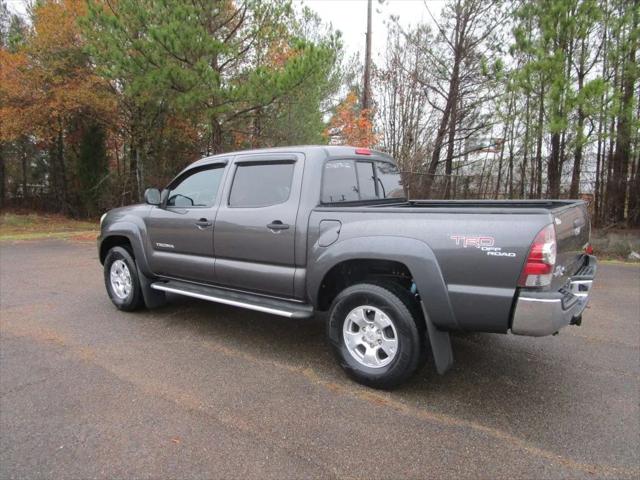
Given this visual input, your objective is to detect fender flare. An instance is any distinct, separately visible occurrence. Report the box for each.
[100,220,151,276]
[308,235,455,374]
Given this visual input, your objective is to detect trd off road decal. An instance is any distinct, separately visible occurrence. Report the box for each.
[449,235,517,258]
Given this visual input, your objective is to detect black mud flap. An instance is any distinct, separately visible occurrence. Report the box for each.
[136,265,167,309]
[421,302,454,374]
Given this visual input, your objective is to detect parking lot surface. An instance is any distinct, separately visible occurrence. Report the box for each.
[1,239,639,479]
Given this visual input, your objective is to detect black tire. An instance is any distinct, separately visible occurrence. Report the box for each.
[103,246,145,311]
[369,280,429,368]
[327,282,424,389]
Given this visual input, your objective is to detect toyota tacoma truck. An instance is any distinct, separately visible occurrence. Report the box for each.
[98,146,597,388]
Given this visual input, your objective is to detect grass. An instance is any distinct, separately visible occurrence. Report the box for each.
[0,212,98,241]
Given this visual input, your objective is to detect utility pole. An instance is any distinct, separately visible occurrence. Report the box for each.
[362,0,372,112]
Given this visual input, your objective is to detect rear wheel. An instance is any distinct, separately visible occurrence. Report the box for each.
[104,246,144,311]
[327,283,423,389]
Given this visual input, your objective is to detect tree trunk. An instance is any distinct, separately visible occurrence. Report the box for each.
[129,140,138,203]
[570,38,588,199]
[211,117,224,154]
[629,92,640,226]
[443,97,458,199]
[135,148,143,202]
[609,7,637,224]
[362,0,373,111]
[629,153,640,226]
[56,126,69,214]
[424,17,463,196]
[21,141,28,203]
[521,93,531,198]
[0,143,5,208]
[508,137,515,199]
[594,117,603,225]
[548,132,561,198]
[425,91,454,195]
[495,133,505,198]
[570,108,585,198]
[535,84,544,198]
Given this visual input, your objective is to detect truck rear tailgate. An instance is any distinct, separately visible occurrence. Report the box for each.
[551,201,590,288]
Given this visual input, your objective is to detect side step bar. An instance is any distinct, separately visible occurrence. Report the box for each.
[150,280,314,319]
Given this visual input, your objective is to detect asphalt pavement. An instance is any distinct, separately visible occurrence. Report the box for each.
[1,239,638,479]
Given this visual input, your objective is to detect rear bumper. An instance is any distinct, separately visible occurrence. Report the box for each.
[511,255,597,337]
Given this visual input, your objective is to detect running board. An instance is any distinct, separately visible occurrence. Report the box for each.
[150,280,314,319]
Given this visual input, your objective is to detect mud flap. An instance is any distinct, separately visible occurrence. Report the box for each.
[136,265,167,309]
[421,301,453,374]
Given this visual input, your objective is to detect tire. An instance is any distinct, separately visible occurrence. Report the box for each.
[327,282,424,389]
[103,246,145,311]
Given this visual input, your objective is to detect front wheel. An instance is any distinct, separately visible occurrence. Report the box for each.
[103,246,144,311]
[327,283,424,389]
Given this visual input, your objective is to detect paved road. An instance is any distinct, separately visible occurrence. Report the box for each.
[1,239,638,479]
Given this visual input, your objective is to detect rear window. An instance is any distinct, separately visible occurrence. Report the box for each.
[356,162,377,200]
[229,162,295,207]
[321,161,359,203]
[375,162,405,199]
[321,159,405,203]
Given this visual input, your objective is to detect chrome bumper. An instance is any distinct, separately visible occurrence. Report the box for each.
[511,255,597,337]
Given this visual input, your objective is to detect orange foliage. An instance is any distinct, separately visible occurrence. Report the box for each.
[266,40,299,68]
[0,0,115,142]
[325,91,377,148]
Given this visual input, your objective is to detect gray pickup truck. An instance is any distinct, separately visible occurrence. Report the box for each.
[99,146,597,388]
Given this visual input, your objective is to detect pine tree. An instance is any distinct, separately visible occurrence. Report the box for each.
[84,0,337,153]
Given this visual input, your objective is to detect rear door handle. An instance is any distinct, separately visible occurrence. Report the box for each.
[195,218,212,229]
[267,220,290,231]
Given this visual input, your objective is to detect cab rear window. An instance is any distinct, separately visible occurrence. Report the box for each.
[321,160,405,203]
[321,161,359,203]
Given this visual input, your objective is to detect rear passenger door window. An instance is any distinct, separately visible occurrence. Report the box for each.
[229,162,295,208]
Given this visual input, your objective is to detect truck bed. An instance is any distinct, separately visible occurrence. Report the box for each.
[404,199,580,210]
[333,199,584,215]
[311,197,591,333]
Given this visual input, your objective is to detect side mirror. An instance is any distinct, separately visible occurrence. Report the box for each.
[144,188,161,206]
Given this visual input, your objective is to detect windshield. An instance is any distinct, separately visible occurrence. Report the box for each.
[321,159,405,203]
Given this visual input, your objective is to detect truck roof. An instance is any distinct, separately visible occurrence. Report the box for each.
[189,145,394,170]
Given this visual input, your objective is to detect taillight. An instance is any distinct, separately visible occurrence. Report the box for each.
[518,224,556,288]
[355,148,372,155]
[584,243,593,255]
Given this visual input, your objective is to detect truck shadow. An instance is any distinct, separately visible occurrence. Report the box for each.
[159,294,583,432]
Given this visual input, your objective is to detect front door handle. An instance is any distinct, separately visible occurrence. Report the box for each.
[267,220,290,231]
[195,218,212,229]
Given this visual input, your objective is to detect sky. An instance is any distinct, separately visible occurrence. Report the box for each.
[301,0,444,62]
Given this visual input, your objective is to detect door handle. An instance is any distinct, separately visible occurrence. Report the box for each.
[267,220,290,231]
[195,218,212,229]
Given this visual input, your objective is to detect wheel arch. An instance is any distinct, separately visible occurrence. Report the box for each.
[315,258,413,311]
[309,236,457,328]
[309,235,456,374]
[99,220,151,275]
[99,235,132,263]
